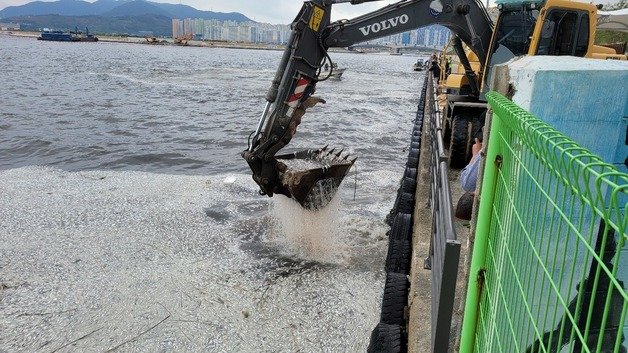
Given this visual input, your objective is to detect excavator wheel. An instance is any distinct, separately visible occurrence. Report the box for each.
[448,115,472,169]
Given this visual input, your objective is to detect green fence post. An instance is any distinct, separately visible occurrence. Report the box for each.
[459,94,504,353]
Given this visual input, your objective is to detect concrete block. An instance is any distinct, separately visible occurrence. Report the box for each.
[496,56,628,170]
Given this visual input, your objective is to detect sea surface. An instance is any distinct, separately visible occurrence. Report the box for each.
[0,34,427,352]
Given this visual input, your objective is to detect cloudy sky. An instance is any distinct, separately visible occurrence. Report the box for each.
[0,0,620,24]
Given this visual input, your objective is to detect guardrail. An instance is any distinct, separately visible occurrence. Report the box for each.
[459,91,627,353]
[424,72,461,352]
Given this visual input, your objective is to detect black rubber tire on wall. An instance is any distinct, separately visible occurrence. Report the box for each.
[404,167,417,180]
[449,115,472,169]
[385,239,412,274]
[400,177,416,195]
[367,323,407,353]
[395,192,414,215]
[406,157,418,169]
[380,272,410,326]
[408,147,420,159]
[390,212,412,241]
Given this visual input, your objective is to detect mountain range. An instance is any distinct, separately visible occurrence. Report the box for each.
[0,0,253,36]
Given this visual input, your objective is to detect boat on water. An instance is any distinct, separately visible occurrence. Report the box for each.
[318,64,345,80]
[412,61,424,71]
[38,27,98,42]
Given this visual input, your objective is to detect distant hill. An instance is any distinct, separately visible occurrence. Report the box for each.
[0,0,253,35]
[150,3,250,22]
[7,13,173,35]
[102,1,171,18]
[0,0,99,17]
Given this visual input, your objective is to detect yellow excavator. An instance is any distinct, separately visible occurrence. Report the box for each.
[441,0,626,167]
[174,33,192,45]
[242,0,627,210]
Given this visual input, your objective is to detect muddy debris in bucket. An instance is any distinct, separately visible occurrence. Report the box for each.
[275,147,356,210]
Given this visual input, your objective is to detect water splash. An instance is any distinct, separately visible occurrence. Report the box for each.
[270,195,348,264]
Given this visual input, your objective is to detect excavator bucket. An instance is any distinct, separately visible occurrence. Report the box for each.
[275,146,356,210]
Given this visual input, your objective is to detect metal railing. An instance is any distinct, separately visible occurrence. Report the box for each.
[425,72,461,352]
[459,91,627,353]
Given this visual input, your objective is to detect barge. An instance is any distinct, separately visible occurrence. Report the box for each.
[38,28,98,42]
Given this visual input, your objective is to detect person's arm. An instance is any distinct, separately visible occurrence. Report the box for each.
[460,138,483,192]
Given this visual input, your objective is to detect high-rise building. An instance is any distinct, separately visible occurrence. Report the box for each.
[170,19,449,48]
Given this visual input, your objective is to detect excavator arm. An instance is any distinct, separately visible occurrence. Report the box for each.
[242,0,493,210]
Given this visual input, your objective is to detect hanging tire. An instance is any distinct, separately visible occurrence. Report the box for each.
[404,167,417,180]
[390,212,412,241]
[395,192,414,215]
[386,239,412,274]
[380,272,409,326]
[407,147,419,159]
[367,323,407,353]
[400,177,416,195]
[449,115,472,169]
[407,156,418,168]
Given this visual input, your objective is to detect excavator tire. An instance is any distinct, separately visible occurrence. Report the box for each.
[449,115,472,169]
[380,272,409,326]
[385,239,411,274]
[367,323,406,353]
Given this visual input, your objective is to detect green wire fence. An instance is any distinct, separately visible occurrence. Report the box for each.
[459,92,627,353]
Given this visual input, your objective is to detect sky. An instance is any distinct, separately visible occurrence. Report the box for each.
[0,0,621,24]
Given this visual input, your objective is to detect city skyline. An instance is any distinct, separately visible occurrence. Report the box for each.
[171,18,452,49]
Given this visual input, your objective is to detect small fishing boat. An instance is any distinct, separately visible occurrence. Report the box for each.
[318,64,345,80]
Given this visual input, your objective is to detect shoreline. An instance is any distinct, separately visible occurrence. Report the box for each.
[0,30,362,52]
[1,30,433,55]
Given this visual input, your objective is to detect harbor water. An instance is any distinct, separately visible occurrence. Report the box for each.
[0,35,426,352]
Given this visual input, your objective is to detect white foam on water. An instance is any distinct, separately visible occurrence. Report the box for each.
[270,195,348,264]
[223,175,237,184]
[0,166,384,352]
